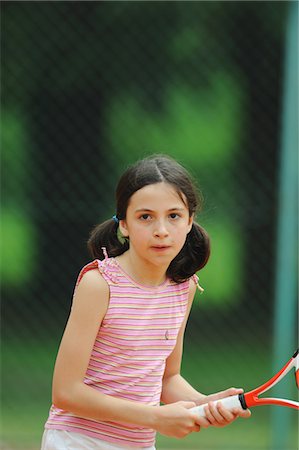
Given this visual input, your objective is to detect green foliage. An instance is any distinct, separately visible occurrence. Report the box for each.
[108,72,243,168]
[2,111,28,198]
[107,73,244,306]
[0,209,36,285]
[198,222,244,306]
[1,111,36,285]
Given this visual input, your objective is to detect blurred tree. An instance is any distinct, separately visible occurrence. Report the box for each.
[1,1,288,332]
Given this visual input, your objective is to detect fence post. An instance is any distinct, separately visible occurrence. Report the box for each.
[271,2,298,449]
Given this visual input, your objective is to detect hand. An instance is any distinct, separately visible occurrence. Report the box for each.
[153,401,208,438]
[201,388,251,427]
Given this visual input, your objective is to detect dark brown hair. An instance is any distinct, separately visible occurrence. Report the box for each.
[88,154,210,282]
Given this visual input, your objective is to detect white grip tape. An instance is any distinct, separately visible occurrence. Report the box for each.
[190,395,242,417]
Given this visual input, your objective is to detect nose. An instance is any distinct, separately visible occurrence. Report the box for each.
[153,220,169,238]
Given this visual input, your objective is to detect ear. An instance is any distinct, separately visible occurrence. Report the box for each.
[119,219,129,237]
[187,214,194,234]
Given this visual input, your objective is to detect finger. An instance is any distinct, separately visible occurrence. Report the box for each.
[192,411,212,429]
[181,401,197,409]
[203,404,217,425]
[212,402,237,425]
[206,387,244,403]
[204,402,229,426]
[223,387,244,396]
[231,406,251,417]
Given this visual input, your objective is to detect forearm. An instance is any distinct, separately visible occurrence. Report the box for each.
[53,382,156,428]
[161,374,206,405]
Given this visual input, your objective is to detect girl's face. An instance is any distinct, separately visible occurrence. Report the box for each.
[119,182,193,270]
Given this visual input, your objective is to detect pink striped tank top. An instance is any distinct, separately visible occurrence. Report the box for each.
[45,256,196,448]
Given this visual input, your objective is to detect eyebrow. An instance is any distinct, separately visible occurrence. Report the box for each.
[135,207,186,213]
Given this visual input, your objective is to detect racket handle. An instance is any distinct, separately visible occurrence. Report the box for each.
[190,394,246,417]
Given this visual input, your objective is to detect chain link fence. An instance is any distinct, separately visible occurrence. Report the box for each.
[1,2,297,449]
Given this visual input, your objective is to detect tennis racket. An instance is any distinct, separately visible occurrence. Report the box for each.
[191,349,299,417]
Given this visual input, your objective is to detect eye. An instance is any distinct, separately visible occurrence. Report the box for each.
[169,213,180,219]
[139,214,151,221]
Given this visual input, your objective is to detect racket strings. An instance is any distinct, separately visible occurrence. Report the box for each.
[244,350,299,410]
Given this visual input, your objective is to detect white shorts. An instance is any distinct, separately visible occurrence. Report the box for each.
[41,429,156,450]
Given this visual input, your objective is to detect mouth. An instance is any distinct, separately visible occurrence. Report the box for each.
[151,245,171,252]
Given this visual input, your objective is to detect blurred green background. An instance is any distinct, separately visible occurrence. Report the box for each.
[1,1,298,449]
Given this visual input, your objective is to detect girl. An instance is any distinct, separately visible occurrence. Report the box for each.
[42,155,250,450]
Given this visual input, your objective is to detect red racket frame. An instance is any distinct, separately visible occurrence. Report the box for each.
[242,349,299,409]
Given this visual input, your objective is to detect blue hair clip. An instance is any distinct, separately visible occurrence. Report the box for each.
[112,215,119,224]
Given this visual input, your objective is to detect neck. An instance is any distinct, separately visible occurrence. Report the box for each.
[116,250,168,287]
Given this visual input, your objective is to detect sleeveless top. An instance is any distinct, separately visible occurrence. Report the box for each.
[45,256,199,448]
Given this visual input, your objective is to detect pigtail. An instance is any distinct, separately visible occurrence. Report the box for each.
[87,219,129,260]
[167,222,210,283]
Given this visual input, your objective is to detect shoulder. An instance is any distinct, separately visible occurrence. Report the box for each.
[76,267,109,295]
[72,267,109,314]
[171,277,197,300]
[188,277,197,297]
[186,278,197,310]
[80,267,106,284]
